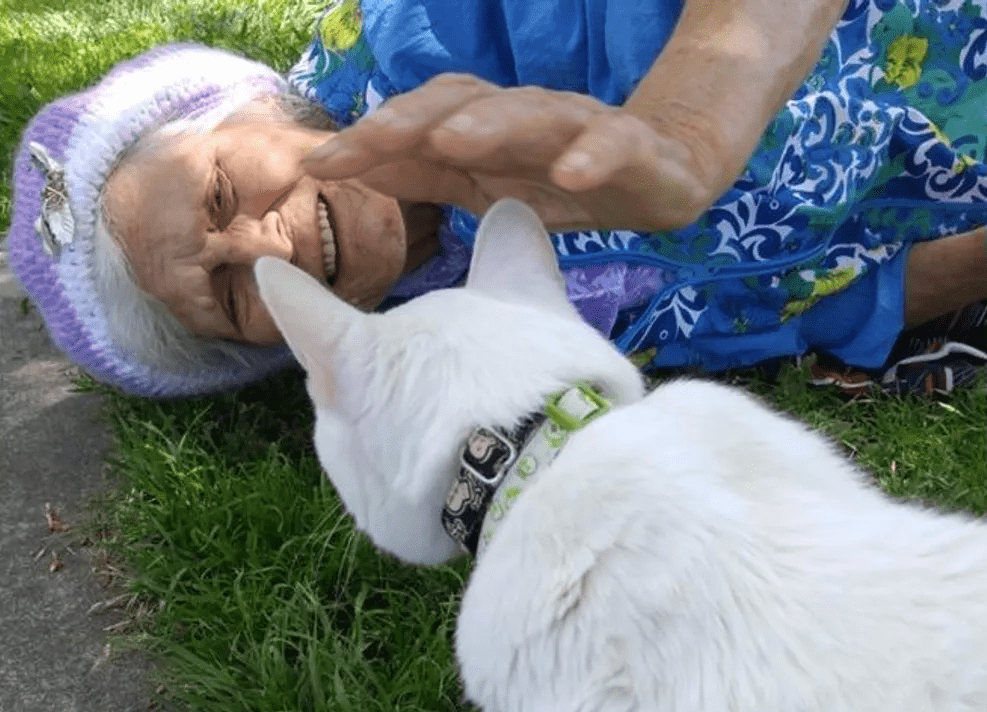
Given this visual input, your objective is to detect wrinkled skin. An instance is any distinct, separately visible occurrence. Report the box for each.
[103,99,442,345]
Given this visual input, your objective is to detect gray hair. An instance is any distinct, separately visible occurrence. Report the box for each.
[94,86,333,371]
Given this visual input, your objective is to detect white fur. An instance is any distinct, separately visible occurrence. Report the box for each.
[256,199,987,712]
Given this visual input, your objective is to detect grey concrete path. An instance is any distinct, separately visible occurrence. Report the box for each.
[1,247,156,711]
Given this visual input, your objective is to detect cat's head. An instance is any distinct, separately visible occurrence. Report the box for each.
[255,199,643,564]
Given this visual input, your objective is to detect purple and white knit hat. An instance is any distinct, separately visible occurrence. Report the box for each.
[9,43,296,397]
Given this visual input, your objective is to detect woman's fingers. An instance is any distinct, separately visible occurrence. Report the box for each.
[305,79,719,232]
[352,159,492,216]
[306,79,614,180]
[351,158,596,230]
[551,113,645,191]
[305,73,497,179]
[303,136,374,180]
[428,88,599,163]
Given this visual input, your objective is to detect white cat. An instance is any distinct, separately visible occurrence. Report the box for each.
[255,199,987,712]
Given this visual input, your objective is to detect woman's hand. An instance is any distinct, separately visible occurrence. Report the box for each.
[303,73,725,233]
[304,0,847,233]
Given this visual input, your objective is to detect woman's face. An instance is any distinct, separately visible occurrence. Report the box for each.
[102,101,409,345]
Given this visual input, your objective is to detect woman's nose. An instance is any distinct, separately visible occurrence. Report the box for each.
[215,212,294,265]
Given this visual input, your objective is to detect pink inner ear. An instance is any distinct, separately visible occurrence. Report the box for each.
[304,358,335,408]
[468,200,567,298]
[279,320,338,409]
[254,256,360,410]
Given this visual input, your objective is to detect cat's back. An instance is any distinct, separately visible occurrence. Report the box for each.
[456,379,987,712]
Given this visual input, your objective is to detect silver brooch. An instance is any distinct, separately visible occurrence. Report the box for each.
[28,141,75,257]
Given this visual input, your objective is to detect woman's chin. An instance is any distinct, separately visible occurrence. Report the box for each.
[332,258,406,311]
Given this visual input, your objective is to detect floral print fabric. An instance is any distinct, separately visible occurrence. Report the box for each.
[290,0,987,372]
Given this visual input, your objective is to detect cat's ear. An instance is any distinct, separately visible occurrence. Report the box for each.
[466,199,579,319]
[254,256,360,406]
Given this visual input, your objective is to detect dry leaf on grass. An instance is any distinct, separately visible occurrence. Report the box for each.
[87,593,133,616]
[88,644,113,675]
[44,502,70,533]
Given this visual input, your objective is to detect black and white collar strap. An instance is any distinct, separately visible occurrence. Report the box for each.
[441,384,612,557]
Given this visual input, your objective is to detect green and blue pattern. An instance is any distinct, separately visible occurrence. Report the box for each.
[290,0,987,372]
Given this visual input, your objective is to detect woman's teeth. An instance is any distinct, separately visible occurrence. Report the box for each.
[317,196,337,283]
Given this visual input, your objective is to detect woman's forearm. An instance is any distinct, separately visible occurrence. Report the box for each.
[624,0,848,207]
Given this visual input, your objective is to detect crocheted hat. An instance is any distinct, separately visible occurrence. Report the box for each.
[9,43,296,397]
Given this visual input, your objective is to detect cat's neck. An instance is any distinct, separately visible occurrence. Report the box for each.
[442,383,615,558]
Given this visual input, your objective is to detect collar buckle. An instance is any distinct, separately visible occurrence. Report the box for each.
[545,383,610,431]
[442,385,611,557]
[459,426,517,488]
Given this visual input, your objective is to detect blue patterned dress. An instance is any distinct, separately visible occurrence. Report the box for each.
[289,0,987,374]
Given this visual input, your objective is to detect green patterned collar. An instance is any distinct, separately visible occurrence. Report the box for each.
[441,384,612,557]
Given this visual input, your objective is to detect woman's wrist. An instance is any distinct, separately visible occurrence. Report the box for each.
[623,0,847,219]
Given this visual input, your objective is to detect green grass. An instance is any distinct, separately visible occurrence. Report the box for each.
[76,361,985,712]
[0,0,322,228]
[3,1,986,711]
[739,363,986,513]
[79,369,473,711]
[83,368,474,711]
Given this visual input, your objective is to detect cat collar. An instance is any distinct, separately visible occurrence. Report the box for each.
[441,384,611,557]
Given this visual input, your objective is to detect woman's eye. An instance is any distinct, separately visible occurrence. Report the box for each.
[212,168,236,228]
[213,171,227,214]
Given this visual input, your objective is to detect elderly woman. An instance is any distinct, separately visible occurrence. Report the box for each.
[10,0,987,398]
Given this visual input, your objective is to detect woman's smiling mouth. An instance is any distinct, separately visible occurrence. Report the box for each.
[317,194,338,285]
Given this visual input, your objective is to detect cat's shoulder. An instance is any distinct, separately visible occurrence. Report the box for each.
[643,377,770,410]
[634,377,789,434]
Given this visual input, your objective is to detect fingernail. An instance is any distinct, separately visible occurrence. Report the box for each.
[306,141,350,164]
[369,106,409,128]
[307,141,337,160]
[559,151,592,172]
[440,114,474,134]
